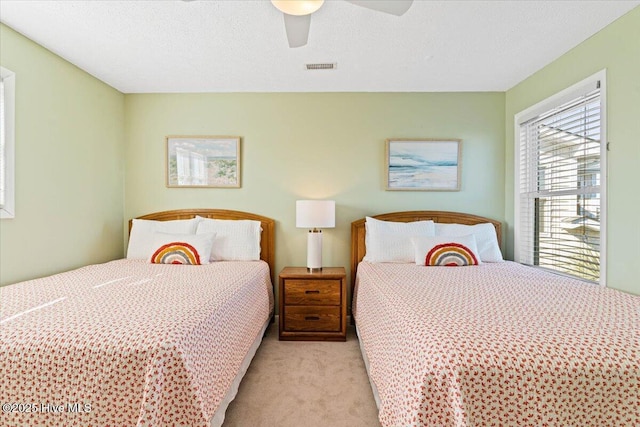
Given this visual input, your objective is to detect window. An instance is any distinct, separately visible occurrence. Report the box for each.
[0,66,15,219]
[515,71,606,285]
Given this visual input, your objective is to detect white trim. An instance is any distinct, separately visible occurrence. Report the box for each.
[0,66,16,219]
[599,72,608,288]
[515,71,605,123]
[514,69,607,286]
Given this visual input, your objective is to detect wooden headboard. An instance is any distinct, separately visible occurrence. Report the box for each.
[129,209,276,283]
[350,210,502,293]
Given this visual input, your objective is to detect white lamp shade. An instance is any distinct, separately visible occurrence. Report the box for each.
[296,200,335,228]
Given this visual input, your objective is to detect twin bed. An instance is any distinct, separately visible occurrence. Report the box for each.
[1,209,275,427]
[351,211,639,427]
[2,208,638,427]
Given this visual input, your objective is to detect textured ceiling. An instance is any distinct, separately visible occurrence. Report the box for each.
[0,0,637,93]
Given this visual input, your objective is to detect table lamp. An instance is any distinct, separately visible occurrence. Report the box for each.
[296,200,335,272]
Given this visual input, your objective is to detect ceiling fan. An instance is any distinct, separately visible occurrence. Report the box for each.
[183,0,414,48]
[271,0,414,48]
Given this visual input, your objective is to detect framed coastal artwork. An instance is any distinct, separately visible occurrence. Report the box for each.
[385,139,461,191]
[166,136,241,188]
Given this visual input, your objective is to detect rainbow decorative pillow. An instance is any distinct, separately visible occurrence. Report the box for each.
[148,232,215,265]
[411,235,481,266]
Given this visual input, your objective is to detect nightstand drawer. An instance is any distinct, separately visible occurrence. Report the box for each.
[284,279,341,305]
[284,306,341,332]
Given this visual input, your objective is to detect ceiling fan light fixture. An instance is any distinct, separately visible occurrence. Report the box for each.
[271,0,324,16]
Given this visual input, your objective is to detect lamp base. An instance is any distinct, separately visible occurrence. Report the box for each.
[306,229,323,271]
[307,267,323,273]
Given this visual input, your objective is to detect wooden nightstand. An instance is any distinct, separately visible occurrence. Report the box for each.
[278,267,347,341]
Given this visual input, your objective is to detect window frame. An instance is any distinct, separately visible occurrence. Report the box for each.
[0,66,16,219]
[514,70,607,286]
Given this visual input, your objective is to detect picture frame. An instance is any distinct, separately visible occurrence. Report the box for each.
[166,136,241,188]
[385,138,461,191]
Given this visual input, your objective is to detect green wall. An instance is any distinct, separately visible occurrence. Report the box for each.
[505,7,640,295]
[125,92,505,289]
[0,25,125,286]
[3,6,637,298]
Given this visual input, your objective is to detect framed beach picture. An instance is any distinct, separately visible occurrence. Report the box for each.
[385,139,461,191]
[166,136,241,188]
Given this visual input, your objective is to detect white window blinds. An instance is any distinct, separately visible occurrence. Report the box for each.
[517,78,604,284]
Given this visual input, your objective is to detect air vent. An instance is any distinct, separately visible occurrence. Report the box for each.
[305,63,337,70]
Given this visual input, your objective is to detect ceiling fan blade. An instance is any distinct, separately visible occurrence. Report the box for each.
[283,13,311,48]
[344,0,413,16]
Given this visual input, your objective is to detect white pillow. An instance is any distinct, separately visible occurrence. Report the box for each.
[196,218,262,261]
[149,232,215,265]
[364,216,436,263]
[411,234,481,266]
[127,218,200,260]
[435,222,503,262]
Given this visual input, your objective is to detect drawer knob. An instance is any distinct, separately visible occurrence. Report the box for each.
[305,290,320,294]
[305,316,321,321]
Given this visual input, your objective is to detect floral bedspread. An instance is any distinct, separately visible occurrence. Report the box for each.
[354,261,639,427]
[1,259,273,426]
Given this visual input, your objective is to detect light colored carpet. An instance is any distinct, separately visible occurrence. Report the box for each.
[222,322,381,427]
